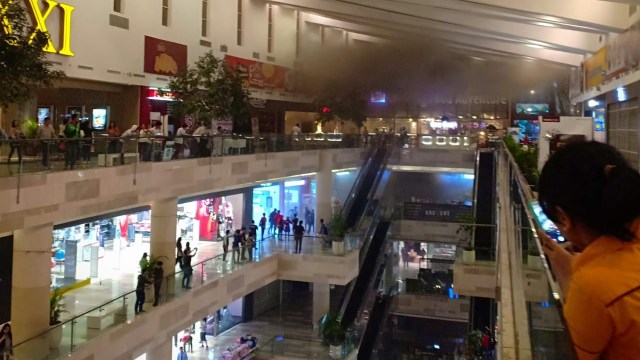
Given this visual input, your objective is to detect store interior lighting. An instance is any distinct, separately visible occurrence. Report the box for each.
[587,99,600,108]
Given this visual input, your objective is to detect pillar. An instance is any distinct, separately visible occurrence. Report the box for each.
[315,151,333,233]
[145,340,173,360]
[11,223,53,343]
[151,197,178,294]
[312,282,331,324]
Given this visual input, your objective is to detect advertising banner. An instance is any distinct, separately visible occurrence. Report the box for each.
[584,47,607,89]
[538,116,593,170]
[144,36,188,76]
[403,203,472,222]
[224,55,296,92]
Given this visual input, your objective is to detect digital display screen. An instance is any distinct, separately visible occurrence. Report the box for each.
[92,108,107,130]
[529,200,565,243]
[370,91,386,103]
[515,103,550,116]
[37,107,50,125]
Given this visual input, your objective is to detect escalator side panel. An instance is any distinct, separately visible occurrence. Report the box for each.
[474,151,496,261]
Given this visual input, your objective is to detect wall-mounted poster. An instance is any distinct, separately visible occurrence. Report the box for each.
[92,108,108,130]
[37,106,52,125]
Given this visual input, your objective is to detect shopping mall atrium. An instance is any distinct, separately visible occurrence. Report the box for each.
[1,0,639,359]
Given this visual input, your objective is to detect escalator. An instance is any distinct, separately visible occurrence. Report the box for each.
[358,293,393,360]
[343,146,389,228]
[340,220,391,328]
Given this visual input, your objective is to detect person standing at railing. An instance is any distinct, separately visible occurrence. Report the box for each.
[246,233,255,261]
[135,271,152,314]
[80,120,93,163]
[64,114,81,170]
[7,120,24,166]
[222,230,231,261]
[36,117,56,169]
[538,141,640,360]
[193,122,210,158]
[138,123,151,161]
[232,229,242,263]
[181,244,197,289]
[152,261,164,307]
[120,125,138,165]
[174,123,188,159]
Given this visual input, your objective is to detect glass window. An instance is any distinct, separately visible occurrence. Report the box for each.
[201,0,208,37]
[162,0,169,26]
[113,0,122,13]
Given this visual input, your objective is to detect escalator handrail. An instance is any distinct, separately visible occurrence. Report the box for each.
[339,221,391,327]
[357,283,399,360]
[341,145,379,218]
[344,146,389,228]
[353,145,394,232]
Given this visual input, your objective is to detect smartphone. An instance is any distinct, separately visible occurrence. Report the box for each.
[529,200,566,243]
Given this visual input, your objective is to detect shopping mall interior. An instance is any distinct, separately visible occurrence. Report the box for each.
[2,1,640,360]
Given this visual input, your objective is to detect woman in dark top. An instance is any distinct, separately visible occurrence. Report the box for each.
[0,323,13,359]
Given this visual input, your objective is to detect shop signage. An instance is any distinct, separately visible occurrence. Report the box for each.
[403,203,472,222]
[424,96,508,106]
[144,36,188,76]
[584,47,606,89]
[0,0,75,56]
[148,88,175,101]
[225,55,297,92]
[541,117,560,122]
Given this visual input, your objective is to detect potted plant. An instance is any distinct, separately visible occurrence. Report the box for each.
[456,213,476,265]
[322,315,346,359]
[49,287,68,349]
[527,242,543,270]
[464,329,483,359]
[329,213,347,255]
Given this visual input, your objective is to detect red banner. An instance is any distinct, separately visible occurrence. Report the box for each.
[144,36,188,76]
[225,55,296,92]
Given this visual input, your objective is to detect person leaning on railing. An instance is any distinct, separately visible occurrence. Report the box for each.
[537,141,640,360]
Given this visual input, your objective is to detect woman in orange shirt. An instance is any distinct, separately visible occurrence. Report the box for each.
[538,141,640,360]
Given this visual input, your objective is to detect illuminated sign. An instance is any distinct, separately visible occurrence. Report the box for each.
[0,0,75,56]
[147,88,175,101]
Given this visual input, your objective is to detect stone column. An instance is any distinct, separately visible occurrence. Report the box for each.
[312,282,331,324]
[315,151,333,234]
[151,197,178,295]
[12,223,53,343]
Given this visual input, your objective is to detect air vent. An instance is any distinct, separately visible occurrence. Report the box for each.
[132,73,146,78]
[252,52,260,59]
[107,70,122,75]
[219,45,228,53]
[78,65,93,70]
[200,39,212,48]
[109,14,129,29]
[266,56,275,62]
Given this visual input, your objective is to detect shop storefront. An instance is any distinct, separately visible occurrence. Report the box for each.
[51,207,151,288]
[332,168,358,212]
[177,193,246,242]
[252,176,316,227]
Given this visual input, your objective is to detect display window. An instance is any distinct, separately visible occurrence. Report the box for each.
[51,209,150,288]
[252,176,317,233]
[178,194,244,242]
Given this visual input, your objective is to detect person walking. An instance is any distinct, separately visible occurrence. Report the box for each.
[276,211,284,241]
[294,221,304,254]
[268,209,277,235]
[176,346,188,360]
[319,218,328,236]
[222,229,231,261]
[139,252,149,272]
[152,261,164,307]
[36,117,56,168]
[199,318,209,349]
[135,271,151,314]
[259,213,267,240]
[308,209,315,234]
[249,220,258,242]
[240,227,248,260]
[283,217,291,239]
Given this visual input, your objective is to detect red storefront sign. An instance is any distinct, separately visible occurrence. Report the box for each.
[144,36,188,76]
[224,55,296,92]
[147,89,175,100]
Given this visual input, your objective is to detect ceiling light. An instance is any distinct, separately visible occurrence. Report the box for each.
[533,21,556,28]
[530,90,536,95]
[469,56,487,61]
[526,44,544,49]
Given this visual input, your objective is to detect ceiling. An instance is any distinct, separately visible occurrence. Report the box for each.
[271,0,640,67]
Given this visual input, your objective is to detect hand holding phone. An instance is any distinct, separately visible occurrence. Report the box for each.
[529,200,566,243]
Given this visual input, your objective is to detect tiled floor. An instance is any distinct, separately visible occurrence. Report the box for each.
[170,294,333,360]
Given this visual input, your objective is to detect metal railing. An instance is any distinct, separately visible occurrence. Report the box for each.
[0,133,368,203]
[13,235,361,360]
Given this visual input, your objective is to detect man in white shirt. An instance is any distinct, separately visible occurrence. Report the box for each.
[36,117,56,168]
[174,123,188,158]
[192,122,210,157]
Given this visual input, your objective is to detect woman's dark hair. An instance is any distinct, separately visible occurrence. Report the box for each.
[538,141,640,241]
[1,323,11,342]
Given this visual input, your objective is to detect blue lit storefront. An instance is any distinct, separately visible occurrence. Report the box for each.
[252,176,316,228]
